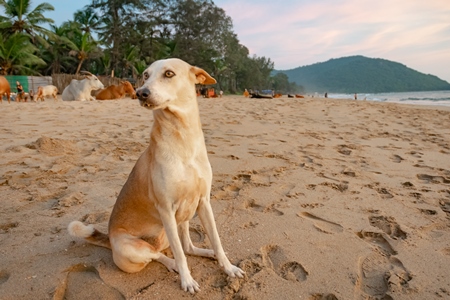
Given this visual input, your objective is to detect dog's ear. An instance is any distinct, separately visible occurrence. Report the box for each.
[191,67,217,85]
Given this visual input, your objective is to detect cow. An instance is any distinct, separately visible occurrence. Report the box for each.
[35,85,58,102]
[61,71,104,101]
[95,80,136,100]
[0,76,11,103]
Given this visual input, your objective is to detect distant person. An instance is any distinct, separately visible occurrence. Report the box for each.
[16,81,24,101]
[219,90,223,98]
[29,89,34,101]
[354,93,357,100]
[325,92,328,98]
[200,87,207,98]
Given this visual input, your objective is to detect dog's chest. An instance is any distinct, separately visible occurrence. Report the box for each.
[175,180,206,223]
[173,173,208,223]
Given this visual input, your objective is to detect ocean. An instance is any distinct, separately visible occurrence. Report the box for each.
[325,90,450,107]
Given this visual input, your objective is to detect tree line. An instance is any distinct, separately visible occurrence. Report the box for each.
[0,0,301,94]
[278,55,450,93]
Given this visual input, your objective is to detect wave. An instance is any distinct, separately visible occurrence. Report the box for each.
[400,97,450,101]
[328,90,450,107]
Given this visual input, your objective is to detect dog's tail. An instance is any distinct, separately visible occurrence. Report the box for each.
[68,221,111,249]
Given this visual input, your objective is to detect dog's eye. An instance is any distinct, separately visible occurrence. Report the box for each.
[143,72,149,80]
[165,71,175,78]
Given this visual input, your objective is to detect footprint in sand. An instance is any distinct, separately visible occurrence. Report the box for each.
[356,231,396,256]
[336,144,356,156]
[419,208,437,215]
[390,154,404,163]
[215,173,253,200]
[408,151,423,158]
[355,253,412,299]
[297,212,343,234]
[355,231,412,298]
[439,199,450,217]
[417,174,450,184]
[319,181,348,192]
[244,199,284,216]
[300,203,324,209]
[225,184,241,197]
[261,245,308,282]
[441,247,450,256]
[53,192,86,209]
[366,184,394,198]
[375,187,394,198]
[0,270,10,285]
[263,203,284,216]
[309,293,338,300]
[81,211,110,224]
[189,225,206,243]
[54,264,124,300]
[0,222,19,233]
[368,215,407,240]
[244,198,264,212]
[233,173,251,183]
[341,168,357,177]
[356,252,391,299]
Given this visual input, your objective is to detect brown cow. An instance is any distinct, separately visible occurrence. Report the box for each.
[95,80,136,100]
[0,76,11,103]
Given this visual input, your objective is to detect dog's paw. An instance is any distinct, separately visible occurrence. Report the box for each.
[181,275,200,294]
[225,264,245,278]
[157,255,178,273]
[165,260,178,273]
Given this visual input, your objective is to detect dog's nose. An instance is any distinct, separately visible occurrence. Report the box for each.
[136,87,150,100]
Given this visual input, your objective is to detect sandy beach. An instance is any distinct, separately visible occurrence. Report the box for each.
[1,95,449,299]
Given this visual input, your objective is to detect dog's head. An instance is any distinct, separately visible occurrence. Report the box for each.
[136,58,216,110]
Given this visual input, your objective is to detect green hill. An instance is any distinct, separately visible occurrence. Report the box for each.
[277,55,450,93]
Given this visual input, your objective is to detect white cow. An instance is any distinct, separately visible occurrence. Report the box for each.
[62,72,104,101]
[35,85,58,101]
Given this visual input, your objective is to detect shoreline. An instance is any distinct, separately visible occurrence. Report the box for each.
[322,90,450,107]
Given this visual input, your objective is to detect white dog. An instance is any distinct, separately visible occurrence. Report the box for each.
[68,58,244,293]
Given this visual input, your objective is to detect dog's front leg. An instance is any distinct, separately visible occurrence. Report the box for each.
[197,198,245,278]
[159,210,200,294]
[179,221,215,258]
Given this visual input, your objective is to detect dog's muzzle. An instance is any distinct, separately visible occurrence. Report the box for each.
[136,87,154,108]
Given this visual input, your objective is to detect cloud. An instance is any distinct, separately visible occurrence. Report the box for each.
[217,0,450,82]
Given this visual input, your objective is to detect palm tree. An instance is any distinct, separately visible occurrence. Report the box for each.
[70,34,103,74]
[133,59,147,86]
[74,7,101,39]
[39,25,78,74]
[121,44,140,78]
[0,0,55,43]
[61,21,102,74]
[0,32,46,75]
[90,0,145,73]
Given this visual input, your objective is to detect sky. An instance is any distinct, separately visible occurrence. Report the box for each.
[44,0,450,82]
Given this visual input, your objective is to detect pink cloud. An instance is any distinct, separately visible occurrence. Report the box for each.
[216,0,450,81]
